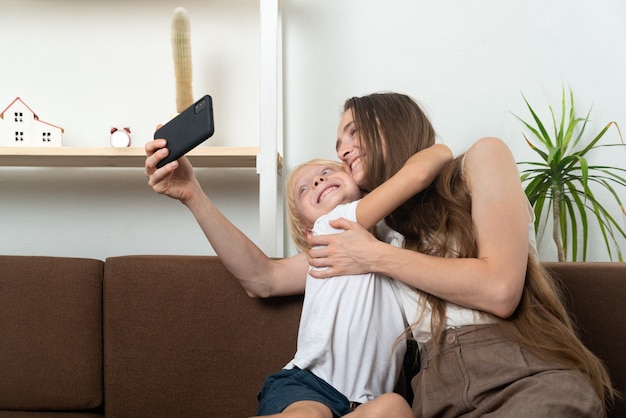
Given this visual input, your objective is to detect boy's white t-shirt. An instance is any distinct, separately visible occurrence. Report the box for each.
[284,200,407,404]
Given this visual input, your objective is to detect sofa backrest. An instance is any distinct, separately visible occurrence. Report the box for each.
[1,255,623,418]
[544,262,626,418]
[0,256,104,414]
[103,255,303,418]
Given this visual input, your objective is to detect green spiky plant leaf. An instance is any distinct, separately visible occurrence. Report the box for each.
[514,85,626,261]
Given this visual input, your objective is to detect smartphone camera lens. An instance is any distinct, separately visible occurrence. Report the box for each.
[194,99,206,114]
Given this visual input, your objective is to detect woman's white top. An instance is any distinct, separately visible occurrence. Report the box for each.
[379,201,537,345]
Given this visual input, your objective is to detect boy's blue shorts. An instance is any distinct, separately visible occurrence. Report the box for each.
[256,367,355,417]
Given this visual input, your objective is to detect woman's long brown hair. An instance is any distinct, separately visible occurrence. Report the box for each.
[345,92,615,411]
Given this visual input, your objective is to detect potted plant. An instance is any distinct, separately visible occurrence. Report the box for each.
[514,85,626,261]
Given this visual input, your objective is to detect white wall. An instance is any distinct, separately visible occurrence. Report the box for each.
[282,0,626,260]
[1,0,625,261]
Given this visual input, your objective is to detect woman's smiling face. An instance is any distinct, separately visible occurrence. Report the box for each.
[336,109,368,190]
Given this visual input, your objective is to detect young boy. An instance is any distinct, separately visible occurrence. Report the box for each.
[255,144,450,417]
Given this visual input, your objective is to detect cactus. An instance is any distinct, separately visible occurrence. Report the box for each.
[171,7,193,113]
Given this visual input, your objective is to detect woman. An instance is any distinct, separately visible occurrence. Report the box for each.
[145,92,614,416]
[309,93,614,417]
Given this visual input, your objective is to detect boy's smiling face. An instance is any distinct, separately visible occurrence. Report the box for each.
[292,163,362,231]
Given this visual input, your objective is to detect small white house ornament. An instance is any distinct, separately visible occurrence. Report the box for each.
[110,126,131,147]
[0,97,63,146]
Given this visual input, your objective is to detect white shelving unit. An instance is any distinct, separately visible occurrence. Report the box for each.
[0,0,285,257]
[258,0,284,257]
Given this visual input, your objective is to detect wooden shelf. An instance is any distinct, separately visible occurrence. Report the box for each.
[0,146,282,168]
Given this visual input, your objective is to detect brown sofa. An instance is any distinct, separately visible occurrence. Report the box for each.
[0,255,624,417]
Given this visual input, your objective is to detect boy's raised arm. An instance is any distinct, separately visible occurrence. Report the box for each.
[356,144,453,229]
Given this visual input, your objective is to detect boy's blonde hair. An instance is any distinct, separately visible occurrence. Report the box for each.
[286,159,344,252]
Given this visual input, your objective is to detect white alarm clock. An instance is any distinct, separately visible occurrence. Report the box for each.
[110,126,131,147]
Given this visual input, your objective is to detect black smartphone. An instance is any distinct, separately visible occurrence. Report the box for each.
[155,95,215,168]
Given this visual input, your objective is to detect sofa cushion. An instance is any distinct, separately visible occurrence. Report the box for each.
[545,262,626,418]
[103,255,303,418]
[0,256,103,411]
